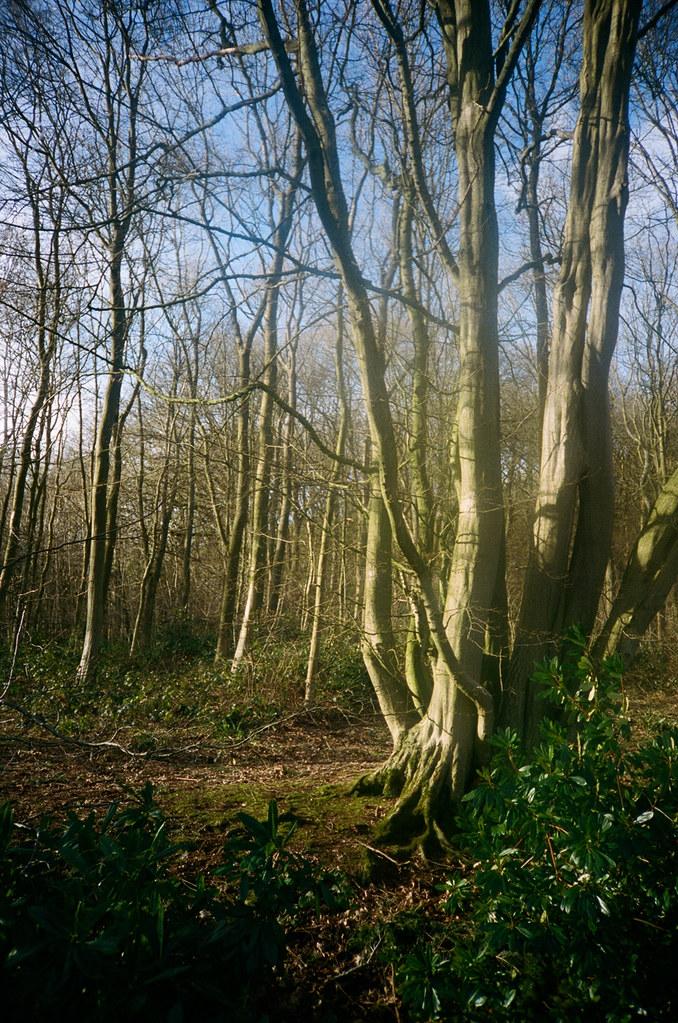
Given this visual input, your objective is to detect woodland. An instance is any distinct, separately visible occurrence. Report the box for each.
[2,0,678,1019]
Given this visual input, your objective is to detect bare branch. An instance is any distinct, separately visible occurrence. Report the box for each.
[499,252,560,292]
[638,0,678,39]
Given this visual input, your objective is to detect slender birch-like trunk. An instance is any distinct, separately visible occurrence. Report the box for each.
[232,141,302,669]
[305,302,348,705]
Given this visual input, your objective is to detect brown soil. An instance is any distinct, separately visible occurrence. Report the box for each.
[0,706,393,854]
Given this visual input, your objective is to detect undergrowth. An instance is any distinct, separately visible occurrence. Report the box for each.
[394,633,678,1021]
[0,783,347,1022]
[4,630,678,1020]
[2,625,372,746]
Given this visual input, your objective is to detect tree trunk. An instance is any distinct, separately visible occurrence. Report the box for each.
[34,426,66,633]
[76,4,149,682]
[505,0,641,745]
[215,340,252,661]
[0,212,59,624]
[595,465,678,665]
[179,335,199,612]
[0,347,54,623]
[130,502,174,656]
[361,485,415,747]
[361,0,515,847]
[77,236,127,682]
[259,0,508,848]
[268,340,297,617]
[232,142,302,669]
[305,301,349,705]
[130,397,179,657]
[398,192,435,710]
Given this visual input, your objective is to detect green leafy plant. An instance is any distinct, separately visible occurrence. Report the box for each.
[213,799,348,973]
[218,697,283,739]
[1,783,211,1019]
[1,786,348,1020]
[397,944,453,1021]
[397,631,678,1020]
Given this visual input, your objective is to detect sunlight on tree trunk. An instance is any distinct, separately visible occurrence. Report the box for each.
[595,465,678,665]
[506,0,641,745]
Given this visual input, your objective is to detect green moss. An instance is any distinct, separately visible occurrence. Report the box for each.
[164,778,390,877]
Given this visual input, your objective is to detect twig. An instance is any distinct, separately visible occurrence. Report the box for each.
[545,832,560,879]
[322,938,382,986]
[358,841,405,866]
[0,698,305,760]
[221,709,310,752]
[1,698,140,756]
[633,916,670,933]
[1,607,26,702]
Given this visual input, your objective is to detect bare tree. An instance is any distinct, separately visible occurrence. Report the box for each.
[506,0,641,745]
[251,0,642,849]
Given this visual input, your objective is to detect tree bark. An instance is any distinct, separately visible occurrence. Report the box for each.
[595,464,678,665]
[268,338,297,617]
[0,194,60,625]
[505,0,641,744]
[130,394,179,657]
[361,484,415,746]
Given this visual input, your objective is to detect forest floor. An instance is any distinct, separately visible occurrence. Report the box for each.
[0,702,449,1020]
[2,659,678,1021]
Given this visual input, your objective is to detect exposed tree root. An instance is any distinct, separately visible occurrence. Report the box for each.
[352,722,465,859]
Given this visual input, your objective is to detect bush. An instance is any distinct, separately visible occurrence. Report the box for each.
[398,632,678,1021]
[213,799,349,973]
[1,785,347,1021]
[321,637,374,712]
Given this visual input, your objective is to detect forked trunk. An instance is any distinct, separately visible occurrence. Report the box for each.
[505,0,641,745]
[259,0,503,847]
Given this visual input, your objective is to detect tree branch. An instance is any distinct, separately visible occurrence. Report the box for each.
[638,0,678,39]
[498,251,560,292]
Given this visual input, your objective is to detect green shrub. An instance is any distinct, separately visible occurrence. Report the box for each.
[398,632,678,1021]
[1,785,347,1021]
[217,697,283,739]
[146,610,214,665]
[213,799,349,973]
[323,640,375,712]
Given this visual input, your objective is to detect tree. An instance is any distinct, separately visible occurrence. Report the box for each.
[251,0,642,849]
[3,0,675,859]
[0,18,71,630]
[129,366,181,658]
[73,0,157,682]
[304,295,349,705]
[505,0,642,744]
[231,137,304,668]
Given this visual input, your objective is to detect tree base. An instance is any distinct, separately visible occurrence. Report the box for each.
[352,724,465,859]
